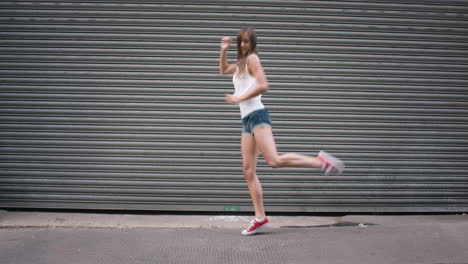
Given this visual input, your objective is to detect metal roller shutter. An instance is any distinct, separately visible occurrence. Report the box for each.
[1,0,467,212]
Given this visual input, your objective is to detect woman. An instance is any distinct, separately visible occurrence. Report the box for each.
[219,27,344,236]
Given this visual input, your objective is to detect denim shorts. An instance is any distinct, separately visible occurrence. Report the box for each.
[241,108,272,136]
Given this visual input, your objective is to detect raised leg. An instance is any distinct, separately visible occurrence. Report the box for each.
[253,126,322,168]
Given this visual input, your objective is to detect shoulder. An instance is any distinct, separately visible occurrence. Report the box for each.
[246,53,262,69]
[247,53,260,63]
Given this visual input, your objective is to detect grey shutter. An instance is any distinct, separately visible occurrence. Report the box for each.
[1,0,467,212]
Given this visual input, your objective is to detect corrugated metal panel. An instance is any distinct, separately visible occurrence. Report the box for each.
[1,0,467,212]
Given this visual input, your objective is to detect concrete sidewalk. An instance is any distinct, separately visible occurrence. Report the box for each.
[0,210,343,229]
[1,211,467,264]
[1,210,465,229]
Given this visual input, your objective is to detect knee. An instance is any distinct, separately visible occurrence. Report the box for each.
[243,167,256,181]
[265,156,282,168]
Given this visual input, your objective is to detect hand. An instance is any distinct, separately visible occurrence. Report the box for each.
[225,94,241,104]
[221,37,232,50]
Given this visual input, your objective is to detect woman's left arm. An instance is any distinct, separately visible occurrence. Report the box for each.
[225,54,269,104]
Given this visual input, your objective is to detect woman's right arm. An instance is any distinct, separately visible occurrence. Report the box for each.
[220,37,237,75]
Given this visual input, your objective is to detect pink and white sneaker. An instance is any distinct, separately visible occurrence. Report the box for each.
[241,218,269,236]
[317,151,345,175]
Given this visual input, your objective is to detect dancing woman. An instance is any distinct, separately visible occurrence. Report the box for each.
[219,27,345,235]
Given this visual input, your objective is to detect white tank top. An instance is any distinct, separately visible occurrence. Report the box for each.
[232,65,265,118]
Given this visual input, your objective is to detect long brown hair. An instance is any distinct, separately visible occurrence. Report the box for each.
[236,27,258,77]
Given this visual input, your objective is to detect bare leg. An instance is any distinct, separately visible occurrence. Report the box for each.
[253,126,322,168]
[241,134,266,219]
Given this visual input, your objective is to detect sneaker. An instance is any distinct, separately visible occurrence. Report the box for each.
[241,218,269,236]
[317,151,345,175]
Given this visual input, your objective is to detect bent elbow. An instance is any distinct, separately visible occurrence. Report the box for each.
[220,68,228,75]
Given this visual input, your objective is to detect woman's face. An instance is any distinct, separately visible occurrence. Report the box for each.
[240,32,252,56]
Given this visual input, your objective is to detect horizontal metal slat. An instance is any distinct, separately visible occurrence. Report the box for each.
[2,63,467,78]
[2,139,466,152]
[1,164,466,178]
[3,33,467,51]
[3,179,467,191]
[3,103,467,118]
[2,73,467,86]
[2,170,467,182]
[3,56,468,72]
[4,25,468,44]
[2,118,467,133]
[2,82,467,94]
[2,42,467,58]
[2,194,466,206]
[1,124,467,140]
[2,93,467,109]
